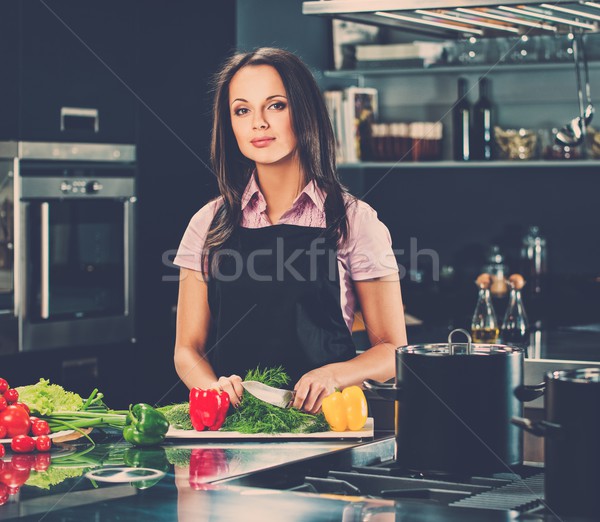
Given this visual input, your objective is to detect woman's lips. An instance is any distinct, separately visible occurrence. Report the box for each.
[251,137,275,148]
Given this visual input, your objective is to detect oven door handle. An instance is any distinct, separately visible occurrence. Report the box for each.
[40,202,50,319]
[124,198,134,316]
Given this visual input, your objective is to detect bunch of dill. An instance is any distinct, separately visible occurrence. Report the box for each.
[221,366,329,434]
[158,403,193,430]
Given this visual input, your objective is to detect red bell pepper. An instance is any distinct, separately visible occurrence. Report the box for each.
[189,388,230,431]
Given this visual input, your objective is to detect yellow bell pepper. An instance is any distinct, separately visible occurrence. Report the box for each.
[321,391,347,431]
[322,386,368,432]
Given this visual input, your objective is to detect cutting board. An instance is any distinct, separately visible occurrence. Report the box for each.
[165,417,374,440]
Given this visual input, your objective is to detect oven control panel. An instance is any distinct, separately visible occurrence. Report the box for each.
[21,176,135,200]
[60,179,104,195]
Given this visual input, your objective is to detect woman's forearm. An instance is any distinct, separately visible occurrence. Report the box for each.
[326,343,396,389]
[174,344,219,390]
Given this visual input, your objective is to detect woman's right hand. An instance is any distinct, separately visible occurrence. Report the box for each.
[209,375,244,408]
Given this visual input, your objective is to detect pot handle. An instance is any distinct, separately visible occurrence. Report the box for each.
[448,328,473,355]
[511,416,563,438]
[514,382,546,402]
[363,379,400,401]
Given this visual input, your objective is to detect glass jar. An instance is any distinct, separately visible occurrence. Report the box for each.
[539,128,581,160]
[494,127,539,160]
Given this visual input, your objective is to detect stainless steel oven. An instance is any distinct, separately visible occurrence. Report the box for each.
[0,141,136,351]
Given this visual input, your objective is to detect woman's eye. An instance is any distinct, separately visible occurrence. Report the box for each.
[234,107,249,116]
[269,102,286,110]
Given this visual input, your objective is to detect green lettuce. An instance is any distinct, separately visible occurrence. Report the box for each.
[15,378,84,415]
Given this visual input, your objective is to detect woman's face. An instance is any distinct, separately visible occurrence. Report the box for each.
[229,65,297,168]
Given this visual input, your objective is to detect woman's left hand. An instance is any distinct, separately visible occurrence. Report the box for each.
[293,367,339,414]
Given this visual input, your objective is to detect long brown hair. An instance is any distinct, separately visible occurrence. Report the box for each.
[204,47,351,271]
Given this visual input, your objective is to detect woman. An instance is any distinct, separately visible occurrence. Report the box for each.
[174,47,406,413]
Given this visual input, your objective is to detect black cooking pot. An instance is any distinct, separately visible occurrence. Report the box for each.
[513,368,600,518]
[365,329,544,475]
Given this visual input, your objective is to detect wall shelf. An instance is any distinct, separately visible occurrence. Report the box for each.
[325,61,600,79]
[338,159,600,169]
[303,1,600,39]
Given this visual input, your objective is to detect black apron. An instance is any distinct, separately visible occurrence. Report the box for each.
[206,224,356,385]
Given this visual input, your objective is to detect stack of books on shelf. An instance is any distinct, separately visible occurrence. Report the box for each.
[324,87,443,164]
[324,87,378,164]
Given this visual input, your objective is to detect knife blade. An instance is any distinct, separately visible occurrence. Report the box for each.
[241,381,295,409]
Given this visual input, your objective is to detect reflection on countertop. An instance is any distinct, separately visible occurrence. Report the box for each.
[0,431,572,522]
[0,432,390,521]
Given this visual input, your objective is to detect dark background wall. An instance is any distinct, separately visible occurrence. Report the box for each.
[237,0,330,71]
[133,1,234,405]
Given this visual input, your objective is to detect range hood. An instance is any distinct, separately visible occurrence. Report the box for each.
[303,1,600,39]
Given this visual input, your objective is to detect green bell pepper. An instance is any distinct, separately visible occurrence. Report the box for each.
[123,403,169,447]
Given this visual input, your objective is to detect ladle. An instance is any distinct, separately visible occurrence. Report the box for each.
[556,34,586,147]
[579,32,594,127]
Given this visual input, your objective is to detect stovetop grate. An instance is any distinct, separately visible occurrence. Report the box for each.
[449,472,545,512]
[291,459,547,514]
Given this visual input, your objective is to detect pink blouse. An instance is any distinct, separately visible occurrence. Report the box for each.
[174,174,398,332]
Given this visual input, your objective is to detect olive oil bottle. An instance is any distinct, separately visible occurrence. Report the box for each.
[471,273,499,343]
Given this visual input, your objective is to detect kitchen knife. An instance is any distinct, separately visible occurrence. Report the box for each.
[241,381,294,408]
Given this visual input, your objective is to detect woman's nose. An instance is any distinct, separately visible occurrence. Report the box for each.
[253,114,268,130]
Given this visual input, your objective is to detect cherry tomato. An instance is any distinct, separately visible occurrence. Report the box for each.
[28,416,38,423]
[31,420,50,436]
[0,405,31,437]
[34,453,51,471]
[10,435,35,453]
[35,435,51,452]
[0,396,7,412]
[0,443,4,458]
[14,402,29,415]
[10,454,35,471]
[0,482,8,506]
[0,379,8,394]
[0,425,6,439]
[3,389,18,404]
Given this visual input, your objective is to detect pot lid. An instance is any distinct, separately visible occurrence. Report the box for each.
[400,343,521,356]
[398,328,524,356]
[548,368,600,383]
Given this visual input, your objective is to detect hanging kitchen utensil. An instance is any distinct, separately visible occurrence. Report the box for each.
[364,329,545,475]
[556,34,587,147]
[578,32,594,127]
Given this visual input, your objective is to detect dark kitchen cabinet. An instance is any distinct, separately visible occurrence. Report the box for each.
[0,0,137,143]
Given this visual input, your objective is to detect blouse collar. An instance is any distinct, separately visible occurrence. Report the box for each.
[240,172,326,213]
